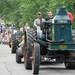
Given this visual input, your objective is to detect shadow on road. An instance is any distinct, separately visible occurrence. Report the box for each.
[40,67,65,70]
[40,66,75,71]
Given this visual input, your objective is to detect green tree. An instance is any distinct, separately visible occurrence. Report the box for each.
[0,0,75,27]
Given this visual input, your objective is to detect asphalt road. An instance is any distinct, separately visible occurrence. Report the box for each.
[0,44,75,75]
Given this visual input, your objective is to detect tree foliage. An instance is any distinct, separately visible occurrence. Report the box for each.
[0,0,75,27]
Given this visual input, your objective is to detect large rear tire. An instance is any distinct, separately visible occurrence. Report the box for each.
[24,46,32,70]
[11,40,19,53]
[12,45,16,53]
[65,52,75,69]
[65,62,75,69]
[24,30,32,69]
[32,43,40,74]
[16,50,21,63]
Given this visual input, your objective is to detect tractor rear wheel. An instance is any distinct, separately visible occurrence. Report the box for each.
[25,46,32,70]
[65,52,75,69]
[16,51,21,63]
[65,62,75,69]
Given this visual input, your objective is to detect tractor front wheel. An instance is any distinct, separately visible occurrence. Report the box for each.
[32,43,40,74]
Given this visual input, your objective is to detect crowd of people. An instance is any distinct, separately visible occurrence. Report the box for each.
[0,29,11,44]
[34,8,74,28]
[34,11,53,27]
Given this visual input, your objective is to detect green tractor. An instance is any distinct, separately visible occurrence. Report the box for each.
[23,7,75,74]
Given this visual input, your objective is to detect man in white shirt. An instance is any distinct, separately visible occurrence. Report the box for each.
[34,12,45,27]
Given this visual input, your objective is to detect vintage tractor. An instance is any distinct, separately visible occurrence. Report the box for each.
[23,7,75,74]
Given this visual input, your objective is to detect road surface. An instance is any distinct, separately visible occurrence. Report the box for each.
[0,44,75,75]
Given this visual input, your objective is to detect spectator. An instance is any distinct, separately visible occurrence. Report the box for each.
[67,11,74,23]
[34,12,45,27]
[46,11,53,21]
